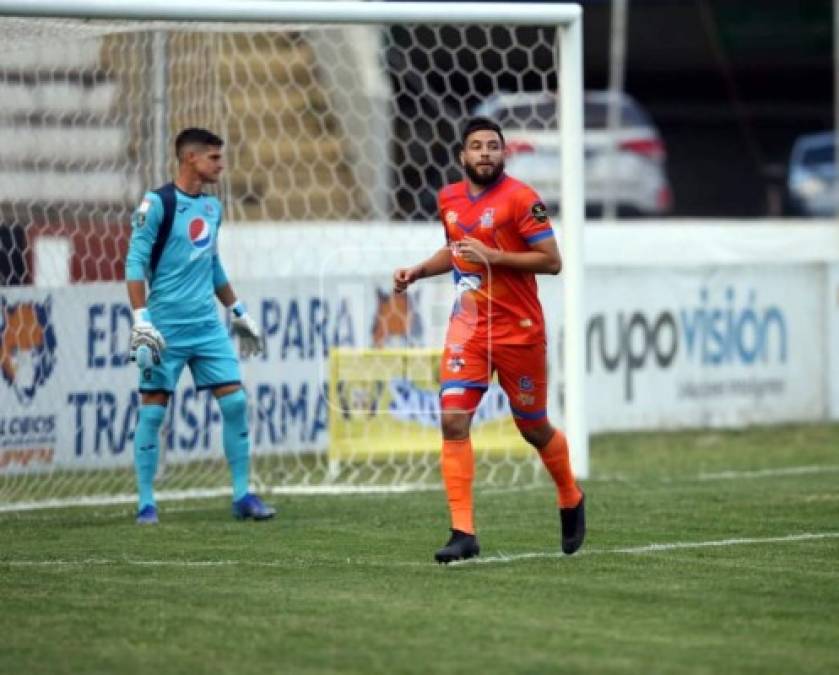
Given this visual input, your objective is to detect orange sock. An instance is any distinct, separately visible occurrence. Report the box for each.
[441,438,475,534]
[538,430,582,508]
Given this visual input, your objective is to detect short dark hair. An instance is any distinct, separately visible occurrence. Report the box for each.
[460,116,505,147]
[175,127,224,159]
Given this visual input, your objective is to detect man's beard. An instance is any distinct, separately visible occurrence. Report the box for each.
[463,160,504,186]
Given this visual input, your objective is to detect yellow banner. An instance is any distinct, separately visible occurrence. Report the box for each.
[329,348,531,460]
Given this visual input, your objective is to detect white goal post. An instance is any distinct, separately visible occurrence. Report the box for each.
[0,0,587,508]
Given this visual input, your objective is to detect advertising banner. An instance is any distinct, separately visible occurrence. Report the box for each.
[1,280,373,473]
[0,262,831,476]
[544,265,824,431]
[0,275,513,475]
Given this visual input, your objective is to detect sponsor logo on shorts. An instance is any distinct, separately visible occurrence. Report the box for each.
[518,376,534,392]
[516,392,536,407]
[446,357,465,373]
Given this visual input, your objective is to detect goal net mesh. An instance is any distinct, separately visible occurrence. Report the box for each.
[0,16,562,508]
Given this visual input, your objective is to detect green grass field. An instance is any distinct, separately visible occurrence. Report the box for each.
[2,423,838,674]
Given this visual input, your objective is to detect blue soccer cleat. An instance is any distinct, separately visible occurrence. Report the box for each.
[232,493,276,521]
[136,504,159,525]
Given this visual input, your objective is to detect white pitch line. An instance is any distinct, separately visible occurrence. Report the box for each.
[1,463,837,514]
[697,465,839,481]
[450,532,839,566]
[0,558,422,569]
[0,483,442,514]
[3,532,838,570]
[1,559,239,568]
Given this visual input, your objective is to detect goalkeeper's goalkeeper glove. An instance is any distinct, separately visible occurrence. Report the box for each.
[229,301,264,358]
[129,308,166,366]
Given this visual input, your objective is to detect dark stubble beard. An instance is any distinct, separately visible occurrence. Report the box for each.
[463,159,505,186]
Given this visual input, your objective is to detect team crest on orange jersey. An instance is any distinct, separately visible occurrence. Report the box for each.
[480,208,495,229]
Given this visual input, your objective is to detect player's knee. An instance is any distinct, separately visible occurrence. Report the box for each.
[141,391,169,407]
[517,420,554,449]
[218,388,247,422]
[441,411,471,440]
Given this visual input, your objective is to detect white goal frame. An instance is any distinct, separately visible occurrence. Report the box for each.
[0,0,588,478]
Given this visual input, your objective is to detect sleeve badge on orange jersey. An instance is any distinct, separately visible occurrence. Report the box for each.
[531,201,548,223]
[445,210,458,225]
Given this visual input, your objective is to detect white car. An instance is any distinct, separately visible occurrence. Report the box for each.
[473,91,673,217]
[786,131,837,217]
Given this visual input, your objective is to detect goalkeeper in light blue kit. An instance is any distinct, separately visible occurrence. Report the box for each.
[125,127,275,525]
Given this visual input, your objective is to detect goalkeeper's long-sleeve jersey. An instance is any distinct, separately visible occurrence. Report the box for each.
[125,185,229,327]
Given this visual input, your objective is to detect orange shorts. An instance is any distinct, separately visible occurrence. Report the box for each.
[439,339,548,428]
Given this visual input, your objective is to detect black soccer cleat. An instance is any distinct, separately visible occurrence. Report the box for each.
[560,492,586,555]
[434,529,480,564]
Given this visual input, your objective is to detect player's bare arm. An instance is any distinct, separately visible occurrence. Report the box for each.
[214,282,237,307]
[457,236,561,275]
[393,246,453,293]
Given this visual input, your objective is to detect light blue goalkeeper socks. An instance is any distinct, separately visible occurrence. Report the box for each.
[218,389,250,502]
[134,404,166,510]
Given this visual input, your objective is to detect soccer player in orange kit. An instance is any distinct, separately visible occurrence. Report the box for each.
[393,117,585,563]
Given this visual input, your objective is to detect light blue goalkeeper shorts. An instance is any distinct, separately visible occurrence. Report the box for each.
[137,320,241,394]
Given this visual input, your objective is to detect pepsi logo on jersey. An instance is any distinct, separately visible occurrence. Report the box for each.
[188,218,212,249]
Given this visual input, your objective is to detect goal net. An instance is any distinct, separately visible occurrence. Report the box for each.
[0,2,585,510]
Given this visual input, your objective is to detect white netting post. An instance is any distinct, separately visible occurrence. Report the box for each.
[559,11,589,478]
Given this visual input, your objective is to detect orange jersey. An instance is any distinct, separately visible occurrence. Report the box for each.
[438,173,555,346]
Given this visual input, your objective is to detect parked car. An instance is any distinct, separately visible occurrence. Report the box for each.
[473,90,673,217]
[786,131,837,217]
